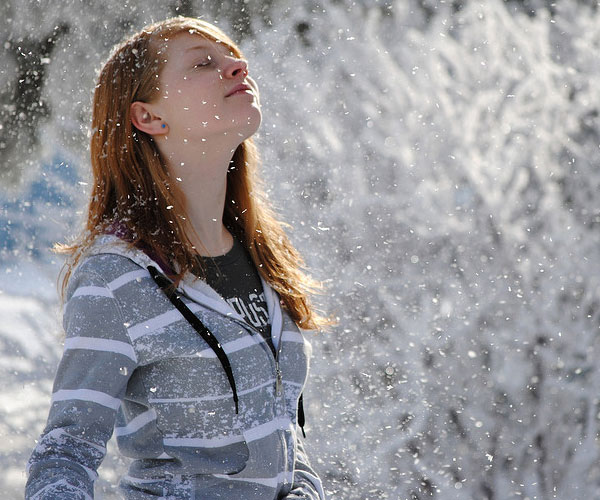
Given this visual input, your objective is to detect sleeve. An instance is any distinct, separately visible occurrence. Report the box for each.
[281,434,326,500]
[25,269,137,500]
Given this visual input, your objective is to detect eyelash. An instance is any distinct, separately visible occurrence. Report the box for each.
[194,54,215,69]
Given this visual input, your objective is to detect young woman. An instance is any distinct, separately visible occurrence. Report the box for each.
[26,17,329,500]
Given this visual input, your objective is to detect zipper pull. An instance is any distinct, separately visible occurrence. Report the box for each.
[275,363,283,395]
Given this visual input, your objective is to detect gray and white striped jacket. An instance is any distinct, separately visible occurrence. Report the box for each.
[26,235,325,499]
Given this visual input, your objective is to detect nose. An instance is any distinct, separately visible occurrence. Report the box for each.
[223,57,248,79]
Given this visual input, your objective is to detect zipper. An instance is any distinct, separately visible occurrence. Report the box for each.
[230,303,290,492]
[230,315,284,397]
[165,277,290,489]
[179,281,286,403]
[275,364,283,395]
[274,324,285,395]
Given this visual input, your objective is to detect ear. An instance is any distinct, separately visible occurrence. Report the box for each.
[130,101,168,135]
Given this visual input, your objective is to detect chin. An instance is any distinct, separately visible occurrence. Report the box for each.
[237,107,262,141]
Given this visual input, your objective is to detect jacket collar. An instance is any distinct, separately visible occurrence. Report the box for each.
[87,234,283,336]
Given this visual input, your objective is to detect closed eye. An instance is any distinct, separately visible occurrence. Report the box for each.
[194,54,213,68]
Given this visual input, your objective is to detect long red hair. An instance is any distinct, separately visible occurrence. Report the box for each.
[57,17,330,330]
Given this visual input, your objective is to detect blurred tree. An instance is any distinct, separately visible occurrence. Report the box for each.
[4,0,597,188]
[0,24,68,185]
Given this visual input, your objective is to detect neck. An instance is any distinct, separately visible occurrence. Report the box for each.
[158,134,239,257]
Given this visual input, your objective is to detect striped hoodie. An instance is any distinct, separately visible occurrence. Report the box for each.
[25,235,325,499]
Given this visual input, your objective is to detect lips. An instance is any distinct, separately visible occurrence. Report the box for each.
[225,83,252,97]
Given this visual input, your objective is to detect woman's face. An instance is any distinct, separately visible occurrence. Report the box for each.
[149,32,261,146]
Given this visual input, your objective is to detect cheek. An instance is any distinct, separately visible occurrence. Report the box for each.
[181,85,223,111]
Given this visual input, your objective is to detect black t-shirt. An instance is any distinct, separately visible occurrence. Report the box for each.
[200,238,275,355]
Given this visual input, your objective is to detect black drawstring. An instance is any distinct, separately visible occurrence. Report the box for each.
[298,393,306,438]
[148,266,239,414]
[148,265,309,436]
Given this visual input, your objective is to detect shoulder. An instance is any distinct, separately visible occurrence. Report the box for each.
[66,252,146,299]
[61,253,149,344]
[65,247,161,303]
[65,233,165,295]
[79,252,143,276]
[62,251,162,345]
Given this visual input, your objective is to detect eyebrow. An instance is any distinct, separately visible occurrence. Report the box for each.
[184,42,234,57]
[185,44,212,53]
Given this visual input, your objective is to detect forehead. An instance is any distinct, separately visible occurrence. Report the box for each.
[158,32,237,61]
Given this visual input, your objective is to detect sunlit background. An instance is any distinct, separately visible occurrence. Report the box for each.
[2,0,600,498]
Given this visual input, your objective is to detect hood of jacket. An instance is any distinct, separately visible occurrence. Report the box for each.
[87,233,286,336]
